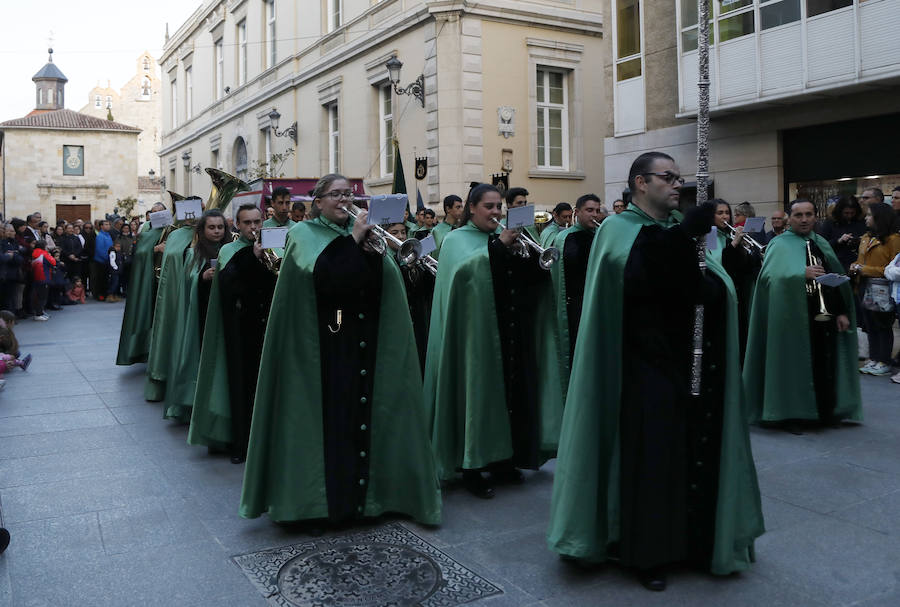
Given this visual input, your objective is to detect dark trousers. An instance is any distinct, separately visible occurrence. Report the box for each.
[31,283,48,316]
[864,308,896,364]
[90,261,108,300]
[108,273,120,297]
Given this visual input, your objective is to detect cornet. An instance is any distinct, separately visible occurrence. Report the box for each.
[343,203,423,265]
[492,218,559,270]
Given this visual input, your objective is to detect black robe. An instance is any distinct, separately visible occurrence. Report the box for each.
[313,235,382,522]
[720,243,761,363]
[562,229,593,358]
[619,224,727,570]
[487,236,549,471]
[399,263,435,374]
[217,247,277,458]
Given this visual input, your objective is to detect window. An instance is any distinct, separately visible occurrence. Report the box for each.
[237,20,247,85]
[170,79,177,128]
[807,0,852,17]
[94,95,101,108]
[185,68,193,120]
[535,68,569,170]
[38,88,43,105]
[141,77,152,99]
[379,84,393,177]
[215,38,224,100]
[327,0,342,33]
[680,0,712,52]
[211,148,220,170]
[143,57,150,72]
[760,0,801,29]
[327,103,340,173]
[234,137,248,180]
[105,95,112,108]
[266,0,276,68]
[615,0,642,81]
[717,0,755,43]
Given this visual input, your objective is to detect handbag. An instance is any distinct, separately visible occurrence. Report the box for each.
[862,277,894,313]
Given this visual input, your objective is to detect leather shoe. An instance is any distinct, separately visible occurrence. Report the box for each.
[463,471,495,499]
[490,465,524,485]
[638,567,667,592]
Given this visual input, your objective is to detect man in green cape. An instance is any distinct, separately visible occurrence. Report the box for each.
[424,186,565,496]
[430,194,463,258]
[547,152,763,591]
[743,199,861,425]
[116,202,166,365]
[549,193,604,393]
[504,187,541,243]
[240,175,440,525]
[539,202,573,247]
[262,186,296,258]
[189,204,276,462]
[143,223,195,402]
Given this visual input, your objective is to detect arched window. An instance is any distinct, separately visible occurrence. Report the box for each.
[106,95,112,109]
[143,57,150,72]
[233,137,248,179]
[141,77,151,99]
[95,95,101,108]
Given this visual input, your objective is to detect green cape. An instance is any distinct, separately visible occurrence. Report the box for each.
[144,226,195,401]
[239,217,441,524]
[539,222,562,247]
[549,222,593,395]
[116,225,163,365]
[187,237,252,448]
[163,247,206,422]
[430,221,453,258]
[742,229,862,422]
[547,205,764,575]
[423,222,565,480]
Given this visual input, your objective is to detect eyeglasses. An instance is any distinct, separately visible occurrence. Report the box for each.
[321,191,355,200]
[641,172,685,186]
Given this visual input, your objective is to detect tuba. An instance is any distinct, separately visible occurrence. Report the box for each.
[805,239,832,322]
[534,211,552,234]
[205,168,250,212]
[153,190,187,280]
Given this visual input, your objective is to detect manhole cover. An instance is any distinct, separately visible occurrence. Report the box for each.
[233,523,503,607]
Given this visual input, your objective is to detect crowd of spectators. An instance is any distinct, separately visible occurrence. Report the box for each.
[0,212,139,321]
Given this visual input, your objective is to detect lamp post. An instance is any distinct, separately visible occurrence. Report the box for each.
[268,108,297,143]
[385,55,424,108]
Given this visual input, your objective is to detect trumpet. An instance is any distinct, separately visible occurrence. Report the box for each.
[418,254,438,276]
[723,221,765,257]
[591,219,602,228]
[492,218,560,270]
[251,229,282,276]
[343,203,423,265]
[805,240,832,322]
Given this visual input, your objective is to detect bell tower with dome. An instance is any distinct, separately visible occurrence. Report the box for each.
[32,48,68,112]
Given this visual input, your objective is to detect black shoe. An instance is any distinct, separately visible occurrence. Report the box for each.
[638,567,667,592]
[230,453,246,464]
[463,471,495,499]
[0,527,10,554]
[47,305,62,311]
[489,465,524,485]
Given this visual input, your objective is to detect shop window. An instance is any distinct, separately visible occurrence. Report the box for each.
[807,0,852,18]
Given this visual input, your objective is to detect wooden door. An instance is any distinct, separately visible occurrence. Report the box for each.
[55,204,91,224]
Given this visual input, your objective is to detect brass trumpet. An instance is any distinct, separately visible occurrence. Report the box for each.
[343,203,423,265]
[492,218,559,270]
[418,254,438,276]
[251,229,282,276]
[724,221,765,257]
[805,239,832,322]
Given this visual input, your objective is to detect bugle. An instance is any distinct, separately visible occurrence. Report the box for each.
[491,218,559,270]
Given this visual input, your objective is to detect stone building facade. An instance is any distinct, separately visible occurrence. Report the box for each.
[158,0,605,211]
[0,52,140,223]
[602,0,900,221]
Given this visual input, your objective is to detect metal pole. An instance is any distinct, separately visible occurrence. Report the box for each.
[690,0,712,397]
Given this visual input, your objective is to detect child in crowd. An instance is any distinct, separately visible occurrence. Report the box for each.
[67,277,86,304]
[0,314,30,390]
[48,249,69,310]
[107,242,123,302]
[31,241,56,321]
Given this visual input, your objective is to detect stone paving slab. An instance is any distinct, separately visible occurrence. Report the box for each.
[0,300,898,606]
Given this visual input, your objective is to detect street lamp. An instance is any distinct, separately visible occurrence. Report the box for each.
[385,55,424,108]
[268,108,298,143]
[181,151,191,168]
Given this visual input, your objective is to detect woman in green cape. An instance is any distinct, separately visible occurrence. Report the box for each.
[116,203,166,365]
[143,223,195,402]
[239,174,441,526]
[163,210,227,423]
[423,184,564,499]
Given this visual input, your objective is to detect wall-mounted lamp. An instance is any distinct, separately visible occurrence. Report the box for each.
[181,151,192,168]
[385,55,424,108]
[268,108,298,143]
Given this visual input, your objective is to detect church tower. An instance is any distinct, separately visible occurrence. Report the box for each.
[32,48,68,111]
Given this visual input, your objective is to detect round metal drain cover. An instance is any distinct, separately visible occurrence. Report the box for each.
[277,541,442,606]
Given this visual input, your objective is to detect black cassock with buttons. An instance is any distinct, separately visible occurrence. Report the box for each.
[618,224,728,570]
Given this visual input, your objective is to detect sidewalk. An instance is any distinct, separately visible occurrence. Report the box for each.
[1,301,899,606]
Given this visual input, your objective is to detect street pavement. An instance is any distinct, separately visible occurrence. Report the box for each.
[1,300,899,606]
